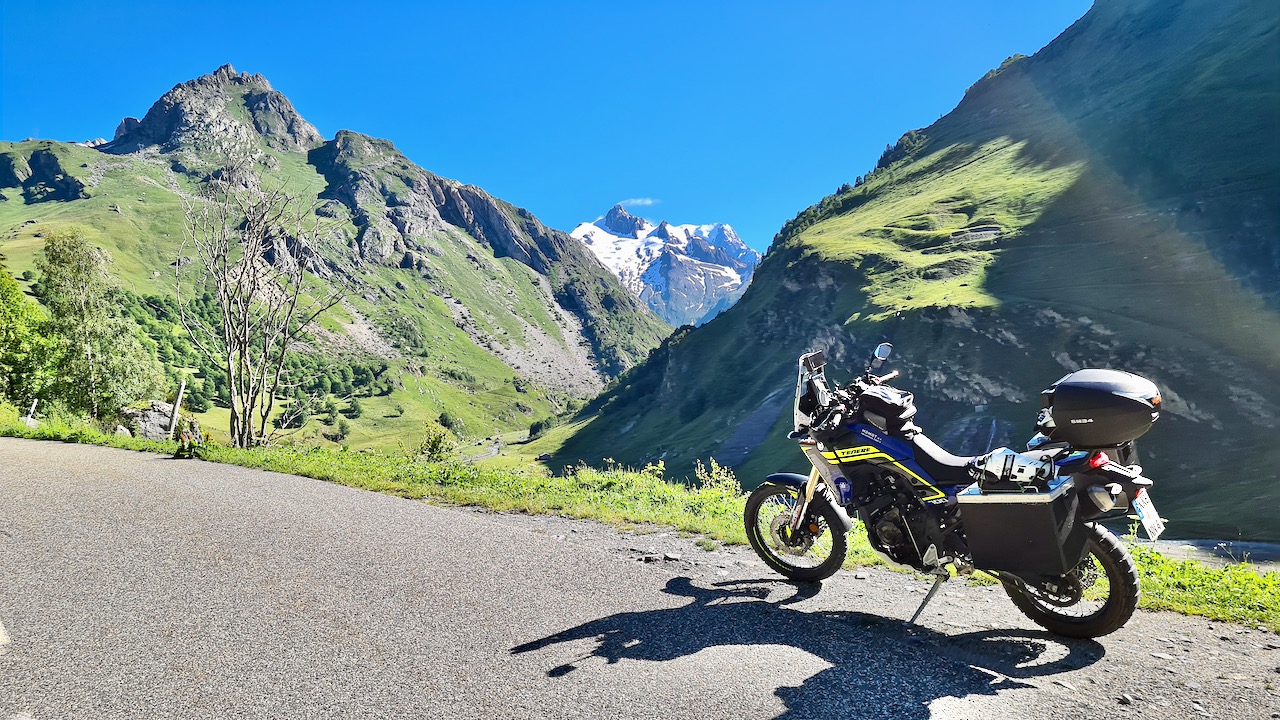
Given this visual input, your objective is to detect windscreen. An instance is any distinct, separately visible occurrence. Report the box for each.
[793,351,830,435]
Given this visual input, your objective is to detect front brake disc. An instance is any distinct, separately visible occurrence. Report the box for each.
[769,514,813,556]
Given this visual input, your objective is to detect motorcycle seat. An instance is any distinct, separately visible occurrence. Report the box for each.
[910,434,979,486]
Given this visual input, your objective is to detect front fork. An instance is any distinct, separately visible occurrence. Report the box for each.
[789,467,822,534]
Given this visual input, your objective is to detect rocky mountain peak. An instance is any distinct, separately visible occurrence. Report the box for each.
[211,63,265,88]
[650,220,676,241]
[104,64,321,156]
[316,129,395,165]
[601,204,650,237]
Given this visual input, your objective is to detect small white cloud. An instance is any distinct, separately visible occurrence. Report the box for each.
[617,197,659,207]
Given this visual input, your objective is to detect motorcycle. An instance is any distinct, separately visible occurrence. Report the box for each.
[744,342,1166,638]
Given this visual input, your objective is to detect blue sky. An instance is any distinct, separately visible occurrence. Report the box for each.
[1,1,1091,251]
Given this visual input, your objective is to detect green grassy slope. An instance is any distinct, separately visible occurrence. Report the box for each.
[0,141,189,287]
[0,142,564,449]
[553,0,1280,541]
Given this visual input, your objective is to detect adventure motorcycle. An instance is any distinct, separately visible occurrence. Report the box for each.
[744,343,1166,638]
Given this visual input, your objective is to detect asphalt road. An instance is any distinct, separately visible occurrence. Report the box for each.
[1,438,1276,720]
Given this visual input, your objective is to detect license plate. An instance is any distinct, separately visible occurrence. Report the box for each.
[1132,488,1165,541]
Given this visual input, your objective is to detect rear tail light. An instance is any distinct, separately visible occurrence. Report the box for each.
[1088,451,1110,469]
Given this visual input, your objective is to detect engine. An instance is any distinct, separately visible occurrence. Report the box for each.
[850,468,964,569]
[868,502,930,566]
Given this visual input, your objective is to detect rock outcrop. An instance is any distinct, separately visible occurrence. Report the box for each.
[0,146,89,203]
[308,131,668,376]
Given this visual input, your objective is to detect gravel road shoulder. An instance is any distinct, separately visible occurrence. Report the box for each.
[462,507,1280,719]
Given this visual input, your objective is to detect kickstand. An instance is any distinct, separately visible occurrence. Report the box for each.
[908,574,948,625]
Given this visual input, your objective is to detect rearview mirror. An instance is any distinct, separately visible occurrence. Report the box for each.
[874,343,893,361]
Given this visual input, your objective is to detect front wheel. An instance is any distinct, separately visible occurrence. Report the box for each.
[744,483,847,582]
[1000,523,1139,638]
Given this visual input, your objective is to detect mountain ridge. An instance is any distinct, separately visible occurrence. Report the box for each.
[0,64,670,445]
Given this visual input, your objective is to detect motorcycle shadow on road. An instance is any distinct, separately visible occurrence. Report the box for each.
[511,577,1104,720]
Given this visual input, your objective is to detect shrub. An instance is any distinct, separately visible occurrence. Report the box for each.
[694,458,740,494]
[438,411,462,434]
[273,405,308,430]
[442,367,476,385]
[406,421,455,463]
[185,391,212,413]
[529,416,556,439]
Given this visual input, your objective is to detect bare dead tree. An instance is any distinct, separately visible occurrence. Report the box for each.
[176,163,344,448]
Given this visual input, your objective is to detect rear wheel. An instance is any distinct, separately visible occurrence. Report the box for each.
[744,483,847,582]
[1000,523,1139,638]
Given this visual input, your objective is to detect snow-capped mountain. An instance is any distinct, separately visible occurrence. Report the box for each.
[572,205,761,327]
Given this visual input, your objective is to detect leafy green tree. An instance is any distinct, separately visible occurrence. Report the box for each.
[347,397,363,418]
[274,387,310,430]
[36,228,166,418]
[185,387,212,413]
[274,403,308,429]
[0,265,46,404]
[211,373,231,408]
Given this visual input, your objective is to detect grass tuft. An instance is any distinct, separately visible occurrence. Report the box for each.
[1128,541,1280,629]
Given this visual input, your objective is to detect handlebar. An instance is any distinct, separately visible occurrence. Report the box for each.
[819,370,902,423]
[844,369,901,394]
[803,361,904,436]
